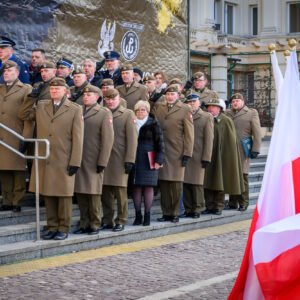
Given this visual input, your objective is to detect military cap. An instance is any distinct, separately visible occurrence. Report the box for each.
[185,92,200,101]
[49,77,68,87]
[72,67,85,75]
[205,98,223,108]
[40,61,56,69]
[165,84,179,93]
[2,60,18,69]
[104,51,120,60]
[83,85,102,96]
[103,88,119,99]
[0,36,16,48]
[101,78,114,87]
[192,72,205,81]
[143,74,155,82]
[133,68,143,78]
[169,78,183,85]
[57,57,73,69]
[231,93,244,101]
[121,63,134,72]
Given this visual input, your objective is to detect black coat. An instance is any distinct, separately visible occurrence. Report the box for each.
[101,69,124,86]
[133,114,165,186]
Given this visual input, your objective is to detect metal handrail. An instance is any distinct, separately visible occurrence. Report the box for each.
[0,122,50,241]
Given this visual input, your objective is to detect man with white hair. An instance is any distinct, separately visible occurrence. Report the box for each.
[83,59,103,87]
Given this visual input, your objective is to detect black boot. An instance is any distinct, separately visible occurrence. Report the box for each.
[143,212,151,226]
[133,210,143,225]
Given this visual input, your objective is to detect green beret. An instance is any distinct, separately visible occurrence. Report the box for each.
[169,78,182,85]
[49,77,68,87]
[143,74,155,82]
[72,67,85,75]
[165,84,179,93]
[83,85,102,96]
[231,93,244,101]
[101,78,114,87]
[121,63,134,72]
[40,61,56,69]
[104,88,119,99]
[2,60,18,69]
[193,72,205,80]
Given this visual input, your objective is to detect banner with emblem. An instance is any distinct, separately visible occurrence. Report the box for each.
[0,0,188,79]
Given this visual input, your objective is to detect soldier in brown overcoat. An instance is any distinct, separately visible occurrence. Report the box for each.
[0,61,33,212]
[182,92,214,218]
[101,79,127,108]
[226,93,262,211]
[116,64,148,110]
[18,78,84,240]
[70,68,89,105]
[101,88,137,232]
[203,98,244,215]
[153,85,194,223]
[74,86,114,235]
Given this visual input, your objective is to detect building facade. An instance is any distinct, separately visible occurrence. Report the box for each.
[190,0,300,127]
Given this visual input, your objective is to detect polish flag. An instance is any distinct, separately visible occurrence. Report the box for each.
[228,50,300,299]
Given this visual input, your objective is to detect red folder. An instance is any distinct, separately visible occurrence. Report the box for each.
[148,151,156,169]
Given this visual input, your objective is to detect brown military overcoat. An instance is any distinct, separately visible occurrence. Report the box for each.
[184,109,214,185]
[116,81,148,110]
[0,80,33,170]
[18,96,84,196]
[103,106,137,187]
[193,87,218,105]
[33,80,52,101]
[153,101,194,181]
[226,106,262,173]
[75,105,114,194]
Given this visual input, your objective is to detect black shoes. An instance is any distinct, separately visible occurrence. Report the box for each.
[170,216,179,223]
[238,206,248,211]
[42,231,57,240]
[201,209,212,215]
[54,231,68,240]
[0,205,13,211]
[12,206,21,212]
[143,212,151,226]
[211,209,222,215]
[192,212,200,219]
[157,215,171,222]
[112,224,124,232]
[224,206,238,210]
[73,228,89,234]
[133,211,143,225]
[100,224,113,230]
[179,212,192,218]
[88,228,100,235]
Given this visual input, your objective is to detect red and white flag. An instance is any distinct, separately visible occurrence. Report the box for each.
[228,50,300,299]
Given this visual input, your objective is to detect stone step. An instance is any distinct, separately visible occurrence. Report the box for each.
[249,162,266,172]
[0,192,260,246]
[249,181,262,194]
[0,204,255,265]
[248,171,264,183]
[253,154,267,163]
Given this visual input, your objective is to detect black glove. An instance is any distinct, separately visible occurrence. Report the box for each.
[250,152,259,159]
[124,162,134,174]
[96,165,105,173]
[28,83,44,98]
[19,141,29,154]
[67,165,79,176]
[181,155,190,167]
[201,160,210,169]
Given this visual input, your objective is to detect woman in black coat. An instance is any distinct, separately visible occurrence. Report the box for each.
[132,100,164,226]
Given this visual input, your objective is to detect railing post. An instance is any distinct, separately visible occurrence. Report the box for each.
[35,140,41,241]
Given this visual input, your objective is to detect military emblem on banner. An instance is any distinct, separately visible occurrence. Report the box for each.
[121,31,140,61]
[98,19,116,58]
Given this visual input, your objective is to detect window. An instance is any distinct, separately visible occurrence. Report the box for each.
[289,2,300,33]
[225,3,234,34]
[250,6,258,35]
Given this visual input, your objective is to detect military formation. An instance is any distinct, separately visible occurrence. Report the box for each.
[0,36,262,240]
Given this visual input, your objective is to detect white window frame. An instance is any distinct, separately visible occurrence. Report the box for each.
[287,1,300,33]
[224,2,235,35]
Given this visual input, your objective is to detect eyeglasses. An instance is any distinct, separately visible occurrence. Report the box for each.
[135,108,147,112]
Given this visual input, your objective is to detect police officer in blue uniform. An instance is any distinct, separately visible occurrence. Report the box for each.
[101,51,124,86]
[56,58,74,87]
[0,36,29,84]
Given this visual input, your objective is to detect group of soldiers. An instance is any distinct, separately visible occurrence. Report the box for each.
[0,36,262,240]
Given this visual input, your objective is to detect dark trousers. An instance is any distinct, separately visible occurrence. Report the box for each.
[159,180,182,217]
[0,171,26,206]
[204,189,225,212]
[101,185,128,226]
[76,193,101,230]
[228,174,249,208]
[44,196,73,233]
[183,183,204,213]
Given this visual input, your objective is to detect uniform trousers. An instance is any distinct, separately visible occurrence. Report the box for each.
[101,186,128,226]
[228,174,249,208]
[0,171,26,206]
[183,183,205,213]
[44,196,72,233]
[76,193,101,230]
[204,189,225,212]
[159,180,182,217]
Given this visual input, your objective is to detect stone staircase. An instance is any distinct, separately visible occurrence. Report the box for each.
[0,154,267,265]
